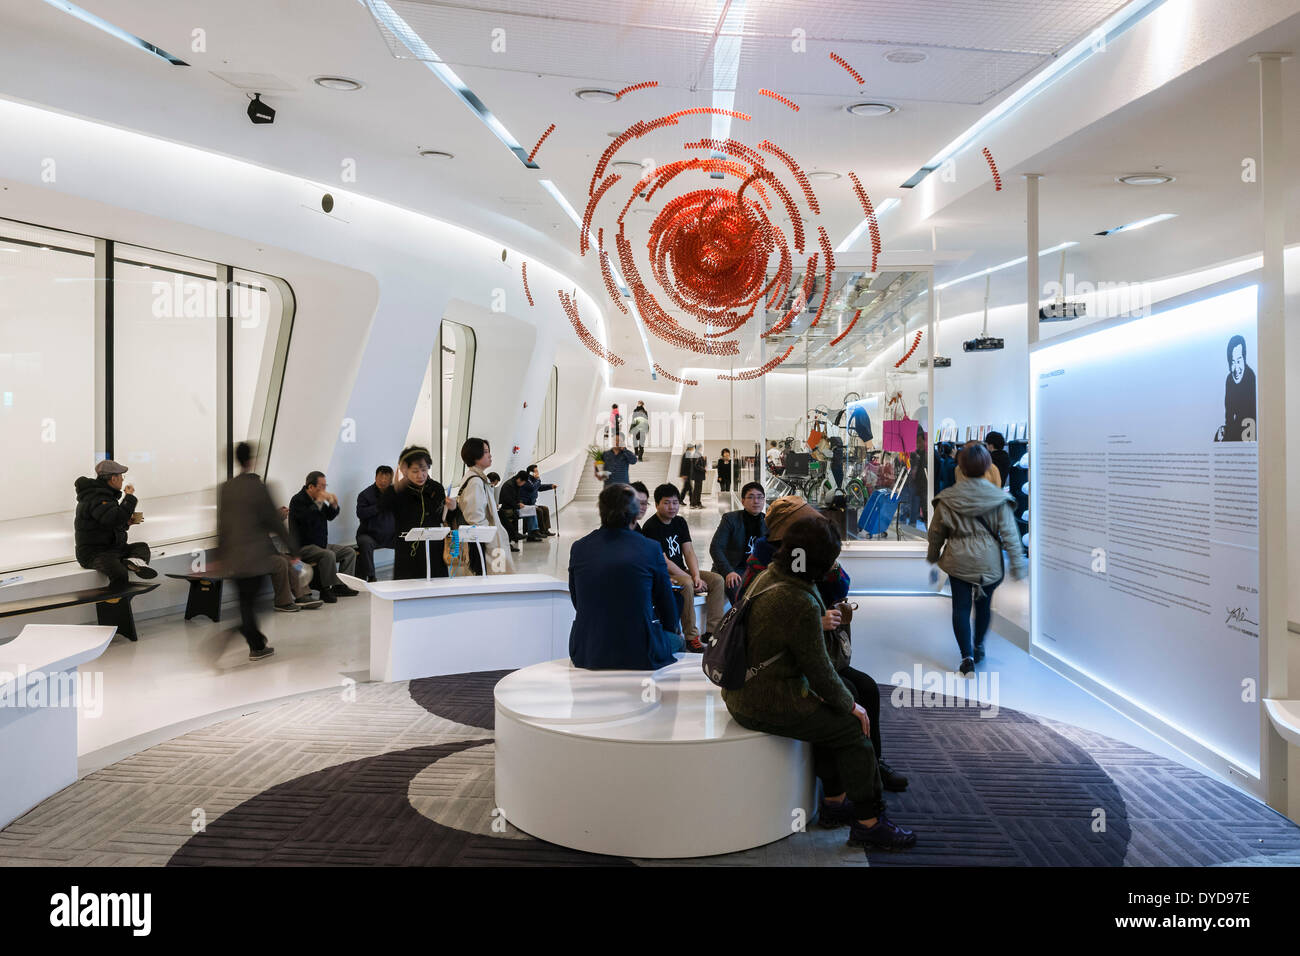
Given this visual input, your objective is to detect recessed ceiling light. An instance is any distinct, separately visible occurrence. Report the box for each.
[846,102,898,117]
[612,161,644,170]
[885,49,928,64]
[1117,173,1174,186]
[313,76,363,91]
[575,88,618,103]
[418,149,454,159]
[809,170,841,181]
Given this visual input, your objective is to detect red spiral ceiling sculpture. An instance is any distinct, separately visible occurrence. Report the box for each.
[528,123,556,164]
[982,147,1003,191]
[895,330,923,368]
[521,261,534,307]
[564,80,874,381]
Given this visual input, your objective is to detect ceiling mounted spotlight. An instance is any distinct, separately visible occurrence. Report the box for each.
[574,88,618,103]
[885,49,928,64]
[418,149,454,159]
[808,170,841,181]
[247,93,275,125]
[612,161,645,170]
[846,102,898,117]
[313,76,363,91]
[1117,173,1175,186]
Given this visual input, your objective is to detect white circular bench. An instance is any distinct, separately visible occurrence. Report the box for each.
[494,656,814,859]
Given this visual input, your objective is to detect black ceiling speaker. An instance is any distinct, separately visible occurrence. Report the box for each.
[247,93,275,125]
[321,193,334,213]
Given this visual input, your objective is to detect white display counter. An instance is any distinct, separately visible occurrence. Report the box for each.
[837,540,940,594]
[0,624,115,828]
[494,656,814,858]
[367,574,574,682]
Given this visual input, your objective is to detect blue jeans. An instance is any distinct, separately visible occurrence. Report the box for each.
[523,515,539,533]
[949,575,1002,660]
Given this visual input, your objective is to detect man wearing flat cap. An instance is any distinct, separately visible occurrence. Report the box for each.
[74,459,157,590]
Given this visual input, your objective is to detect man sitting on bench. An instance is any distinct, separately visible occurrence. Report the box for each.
[288,470,358,603]
[74,460,157,590]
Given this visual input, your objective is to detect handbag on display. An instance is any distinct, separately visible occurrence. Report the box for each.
[442,518,472,576]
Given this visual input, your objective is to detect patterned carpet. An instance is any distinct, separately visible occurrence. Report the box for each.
[1,670,1298,867]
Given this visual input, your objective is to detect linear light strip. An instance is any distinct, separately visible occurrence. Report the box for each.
[40,0,188,65]
[901,0,1168,188]
[933,241,1078,291]
[708,0,747,177]
[1094,212,1177,236]
[364,0,537,169]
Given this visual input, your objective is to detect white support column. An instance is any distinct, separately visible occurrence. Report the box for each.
[926,270,935,507]
[1025,174,1042,347]
[1251,52,1291,812]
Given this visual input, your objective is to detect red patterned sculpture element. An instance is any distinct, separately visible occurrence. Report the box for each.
[829,308,863,347]
[830,52,865,86]
[558,289,626,367]
[615,80,659,99]
[718,343,797,381]
[894,330,923,368]
[653,363,699,386]
[528,123,556,164]
[521,261,534,307]
[571,96,845,377]
[982,147,1003,191]
[758,89,799,112]
[847,171,882,272]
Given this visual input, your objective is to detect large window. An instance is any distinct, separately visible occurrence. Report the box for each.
[404,320,475,484]
[0,218,294,573]
[532,365,557,463]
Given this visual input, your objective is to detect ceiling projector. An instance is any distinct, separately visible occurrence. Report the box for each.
[920,356,952,367]
[963,335,1004,352]
[1040,301,1086,321]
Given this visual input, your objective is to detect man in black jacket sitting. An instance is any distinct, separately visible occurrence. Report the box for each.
[709,481,767,603]
[288,471,358,601]
[74,460,158,590]
[355,465,397,582]
[497,471,529,547]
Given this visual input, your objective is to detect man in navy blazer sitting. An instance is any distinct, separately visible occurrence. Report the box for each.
[709,481,768,603]
[569,483,682,670]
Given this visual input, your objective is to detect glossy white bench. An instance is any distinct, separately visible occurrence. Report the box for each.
[365,574,574,682]
[494,656,814,858]
[0,624,115,829]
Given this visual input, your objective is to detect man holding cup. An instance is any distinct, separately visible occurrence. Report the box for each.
[74,459,157,590]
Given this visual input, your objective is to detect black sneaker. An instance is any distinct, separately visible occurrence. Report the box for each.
[847,816,916,851]
[273,603,300,613]
[294,595,324,609]
[510,544,520,553]
[684,635,706,653]
[973,644,985,663]
[959,657,974,676]
[249,646,276,662]
[525,533,544,543]
[543,530,557,537]
[879,761,909,792]
[124,560,158,580]
[332,584,359,597]
[818,798,856,829]
[321,589,338,604]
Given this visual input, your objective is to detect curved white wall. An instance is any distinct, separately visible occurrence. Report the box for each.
[0,94,608,539]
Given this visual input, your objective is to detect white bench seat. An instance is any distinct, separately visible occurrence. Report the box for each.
[494,656,813,858]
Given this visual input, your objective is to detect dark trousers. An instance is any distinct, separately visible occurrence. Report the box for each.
[355,532,394,580]
[498,507,521,541]
[718,472,732,493]
[536,504,551,534]
[680,477,702,506]
[87,542,151,590]
[949,574,1002,660]
[837,665,883,761]
[730,705,885,818]
[235,575,269,652]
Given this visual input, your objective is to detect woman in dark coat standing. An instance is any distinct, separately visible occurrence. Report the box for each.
[384,445,455,579]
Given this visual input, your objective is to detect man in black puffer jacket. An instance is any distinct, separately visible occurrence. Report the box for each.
[74,460,157,590]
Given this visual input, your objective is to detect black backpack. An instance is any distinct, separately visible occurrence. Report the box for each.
[701,579,784,690]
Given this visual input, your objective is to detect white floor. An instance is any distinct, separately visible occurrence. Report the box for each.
[66,479,1231,800]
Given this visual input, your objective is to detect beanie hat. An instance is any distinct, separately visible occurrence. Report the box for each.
[764,495,820,541]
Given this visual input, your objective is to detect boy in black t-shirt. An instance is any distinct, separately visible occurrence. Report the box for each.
[641,484,726,652]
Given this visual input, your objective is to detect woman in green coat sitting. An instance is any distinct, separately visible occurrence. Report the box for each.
[720,517,917,852]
